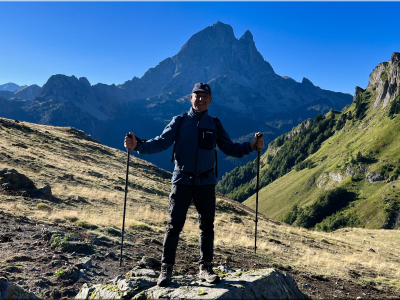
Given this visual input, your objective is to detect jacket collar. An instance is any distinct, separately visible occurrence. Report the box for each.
[189,107,209,119]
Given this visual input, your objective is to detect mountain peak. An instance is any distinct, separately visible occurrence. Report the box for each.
[37,74,94,103]
[390,52,400,65]
[212,21,234,32]
[240,30,254,42]
[0,82,27,91]
[302,77,315,86]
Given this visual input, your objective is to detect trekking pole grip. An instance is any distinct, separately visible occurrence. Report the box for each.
[256,133,263,152]
[126,133,133,153]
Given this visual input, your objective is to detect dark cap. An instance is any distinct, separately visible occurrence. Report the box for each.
[192,82,212,95]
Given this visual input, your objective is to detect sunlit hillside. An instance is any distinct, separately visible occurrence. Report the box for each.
[1,117,400,297]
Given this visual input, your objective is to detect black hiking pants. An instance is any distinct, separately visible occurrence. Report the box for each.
[161,184,215,266]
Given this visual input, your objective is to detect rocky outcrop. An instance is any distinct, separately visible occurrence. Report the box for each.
[0,277,40,299]
[74,267,308,300]
[317,165,369,188]
[0,168,53,199]
[368,52,400,109]
[0,168,36,190]
[286,118,312,140]
[353,86,366,102]
[366,172,385,183]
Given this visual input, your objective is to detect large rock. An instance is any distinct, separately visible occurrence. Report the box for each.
[0,277,40,299]
[74,274,157,300]
[74,267,308,300]
[366,172,385,183]
[0,168,36,190]
[368,52,400,110]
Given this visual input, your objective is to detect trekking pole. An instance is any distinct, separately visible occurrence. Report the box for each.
[120,133,132,267]
[254,134,263,254]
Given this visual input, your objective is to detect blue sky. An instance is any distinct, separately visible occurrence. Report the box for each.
[1,2,399,95]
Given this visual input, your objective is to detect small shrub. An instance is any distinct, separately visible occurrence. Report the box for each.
[54,268,71,278]
[37,203,52,212]
[75,221,98,230]
[51,234,70,248]
[64,216,79,222]
[103,227,121,237]
[51,233,94,253]
[129,221,154,232]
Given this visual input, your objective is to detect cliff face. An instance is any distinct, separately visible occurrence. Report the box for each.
[368,52,400,109]
[118,21,351,118]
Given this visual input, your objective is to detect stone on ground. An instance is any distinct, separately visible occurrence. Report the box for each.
[0,277,40,300]
[74,267,309,300]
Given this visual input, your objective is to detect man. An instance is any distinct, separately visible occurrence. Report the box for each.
[124,82,264,287]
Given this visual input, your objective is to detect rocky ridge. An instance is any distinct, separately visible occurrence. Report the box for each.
[368,52,400,110]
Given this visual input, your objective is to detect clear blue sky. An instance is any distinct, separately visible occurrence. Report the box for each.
[1,2,399,95]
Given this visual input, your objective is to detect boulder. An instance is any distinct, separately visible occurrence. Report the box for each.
[74,267,308,300]
[126,268,158,278]
[366,172,384,183]
[139,256,161,269]
[37,185,53,200]
[0,168,36,190]
[74,275,157,300]
[0,277,40,299]
[77,257,92,269]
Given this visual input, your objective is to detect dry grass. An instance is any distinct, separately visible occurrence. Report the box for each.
[1,117,400,291]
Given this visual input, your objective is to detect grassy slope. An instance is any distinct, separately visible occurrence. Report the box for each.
[244,87,400,229]
[1,117,400,293]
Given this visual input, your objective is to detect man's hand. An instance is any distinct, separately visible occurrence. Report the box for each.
[250,132,264,152]
[124,132,137,152]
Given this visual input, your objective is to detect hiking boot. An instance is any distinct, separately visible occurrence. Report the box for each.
[198,262,220,284]
[157,263,173,287]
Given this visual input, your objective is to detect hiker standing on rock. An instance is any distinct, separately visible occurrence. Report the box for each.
[124,82,264,287]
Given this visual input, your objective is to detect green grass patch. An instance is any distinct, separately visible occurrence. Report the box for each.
[102,226,121,236]
[36,203,52,211]
[75,220,98,230]
[129,221,154,232]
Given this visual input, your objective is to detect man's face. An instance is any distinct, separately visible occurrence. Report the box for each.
[190,92,212,112]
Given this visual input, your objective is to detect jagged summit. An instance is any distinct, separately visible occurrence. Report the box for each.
[301,77,315,86]
[367,52,400,109]
[37,75,94,103]
[390,52,400,64]
[181,21,237,50]
[240,30,254,42]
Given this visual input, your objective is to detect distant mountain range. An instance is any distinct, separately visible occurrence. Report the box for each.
[0,21,352,176]
[0,84,41,101]
[0,82,27,91]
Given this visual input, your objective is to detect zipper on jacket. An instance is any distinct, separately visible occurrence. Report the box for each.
[193,112,205,184]
[193,120,200,181]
